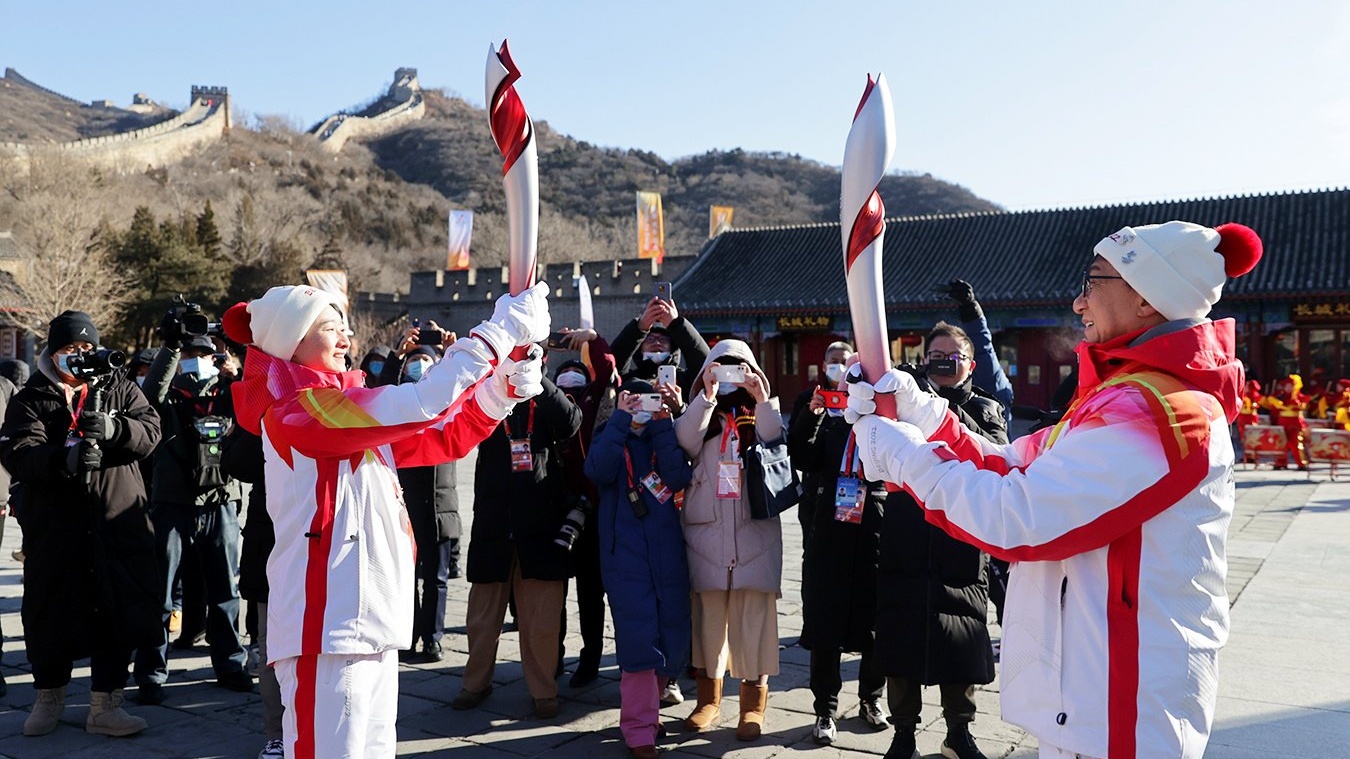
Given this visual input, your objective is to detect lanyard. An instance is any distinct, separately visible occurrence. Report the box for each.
[838,432,860,477]
[622,445,656,489]
[67,386,90,435]
[502,400,535,439]
[718,410,739,461]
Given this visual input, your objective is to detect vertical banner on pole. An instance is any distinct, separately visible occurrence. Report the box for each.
[636,191,665,263]
[447,210,474,270]
[709,205,734,238]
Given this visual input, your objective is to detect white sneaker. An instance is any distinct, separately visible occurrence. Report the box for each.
[861,698,892,729]
[246,645,263,677]
[258,738,285,758]
[812,715,837,745]
[660,678,684,706]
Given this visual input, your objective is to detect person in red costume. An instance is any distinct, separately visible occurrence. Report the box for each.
[224,282,550,759]
[1262,374,1309,469]
[1333,379,1350,431]
[1235,379,1262,442]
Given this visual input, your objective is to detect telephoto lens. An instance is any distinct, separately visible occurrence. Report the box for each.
[554,497,589,550]
[67,348,127,379]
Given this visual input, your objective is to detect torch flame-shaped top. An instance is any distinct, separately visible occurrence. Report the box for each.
[486,39,534,177]
[841,73,895,272]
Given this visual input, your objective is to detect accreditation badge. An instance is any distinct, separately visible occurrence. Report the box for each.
[833,476,864,524]
[509,439,533,472]
[716,460,742,499]
[640,471,673,504]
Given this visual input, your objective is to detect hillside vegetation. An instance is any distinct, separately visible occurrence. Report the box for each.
[0,77,999,342]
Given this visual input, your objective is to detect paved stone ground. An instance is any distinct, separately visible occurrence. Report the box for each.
[0,452,1345,758]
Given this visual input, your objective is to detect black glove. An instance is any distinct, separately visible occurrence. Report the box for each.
[64,440,103,476]
[157,308,185,346]
[77,411,120,443]
[933,279,980,322]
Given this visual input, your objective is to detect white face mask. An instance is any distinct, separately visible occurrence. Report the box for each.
[135,375,146,388]
[824,363,846,384]
[642,351,670,364]
[716,382,739,395]
[179,357,219,379]
[630,411,653,426]
[403,358,431,382]
[556,371,588,389]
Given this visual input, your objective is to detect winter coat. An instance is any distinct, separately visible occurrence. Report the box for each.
[0,374,16,510]
[675,340,787,594]
[231,339,503,662]
[467,377,582,583]
[220,425,271,603]
[875,375,1007,684]
[143,346,242,509]
[791,405,886,654]
[865,318,1241,759]
[0,353,163,660]
[584,410,692,674]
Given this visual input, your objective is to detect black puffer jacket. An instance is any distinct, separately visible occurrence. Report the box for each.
[0,358,163,660]
[791,404,886,654]
[466,378,582,583]
[875,377,1007,684]
[220,425,271,603]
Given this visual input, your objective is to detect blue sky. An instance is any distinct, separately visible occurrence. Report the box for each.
[4,0,1347,210]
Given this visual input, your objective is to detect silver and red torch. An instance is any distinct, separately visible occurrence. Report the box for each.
[840,73,897,419]
[486,39,540,393]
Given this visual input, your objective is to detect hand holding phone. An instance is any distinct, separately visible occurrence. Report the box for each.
[654,282,673,303]
[545,331,569,349]
[638,393,664,412]
[657,365,677,387]
[819,390,848,410]
[417,328,445,346]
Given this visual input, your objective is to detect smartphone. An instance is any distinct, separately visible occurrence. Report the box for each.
[927,359,958,377]
[417,328,445,345]
[654,281,673,303]
[546,331,569,349]
[712,364,747,384]
[638,393,664,412]
[820,390,848,410]
[657,365,677,386]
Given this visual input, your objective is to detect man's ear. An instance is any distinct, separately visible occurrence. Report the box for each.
[1136,298,1162,320]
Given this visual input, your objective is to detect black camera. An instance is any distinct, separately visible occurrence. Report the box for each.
[159,295,221,344]
[67,348,127,379]
[416,328,445,346]
[554,495,591,551]
[927,359,959,377]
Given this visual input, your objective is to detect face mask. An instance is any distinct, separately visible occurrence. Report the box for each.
[717,382,739,395]
[556,371,588,389]
[180,357,219,379]
[135,375,146,388]
[642,351,670,364]
[824,363,846,384]
[55,353,73,375]
[630,411,653,426]
[404,359,430,382]
[368,360,384,377]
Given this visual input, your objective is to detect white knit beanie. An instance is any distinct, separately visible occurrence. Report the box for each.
[242,286,346,361]
[1093,221,1263,321]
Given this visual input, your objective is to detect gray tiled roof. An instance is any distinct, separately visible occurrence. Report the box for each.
[675,187,1350,315]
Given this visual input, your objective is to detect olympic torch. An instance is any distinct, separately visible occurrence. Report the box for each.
[840,73,897,419]
[486,39,540,393]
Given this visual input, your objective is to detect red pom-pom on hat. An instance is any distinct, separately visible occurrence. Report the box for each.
[223,301,253,345]
[1214,223,1262,277]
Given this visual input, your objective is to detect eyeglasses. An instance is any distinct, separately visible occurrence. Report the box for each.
[1080,270,1125,297]
[925,351,969,362]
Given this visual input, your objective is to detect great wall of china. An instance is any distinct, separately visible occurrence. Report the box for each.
[0,66,424,171]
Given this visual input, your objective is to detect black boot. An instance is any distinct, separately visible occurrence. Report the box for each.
[884,725,919,759]
[940,722,988,759]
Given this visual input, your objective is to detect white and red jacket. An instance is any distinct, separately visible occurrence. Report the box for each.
[865,319,1241,759]
[233,341,501,663]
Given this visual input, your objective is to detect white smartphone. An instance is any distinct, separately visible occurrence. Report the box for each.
[657,365,677,386]
[638,393,664,412]
[712,364,747,384]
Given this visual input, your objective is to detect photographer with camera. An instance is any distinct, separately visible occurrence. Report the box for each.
[133,307,253,705]
[377,341,462,663]
[548,327,618,688]
[872,322,1007,759]
[454,355,581,718]
[0,310,162,738]
[584,379,692,759]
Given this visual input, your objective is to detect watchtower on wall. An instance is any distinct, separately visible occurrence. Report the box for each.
[391,68,420,101]
[190,85,231,130]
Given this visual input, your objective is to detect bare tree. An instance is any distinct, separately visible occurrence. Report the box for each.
[0,151,136,339]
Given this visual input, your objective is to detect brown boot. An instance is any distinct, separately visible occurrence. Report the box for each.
[683,673,722,731]
[735,681,768,741]
[86,690,147,737]
[24,686,65,736]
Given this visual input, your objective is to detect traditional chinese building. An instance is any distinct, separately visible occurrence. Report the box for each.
[672,188,1350,409]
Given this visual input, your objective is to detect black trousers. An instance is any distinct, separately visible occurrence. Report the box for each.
[572,533,606,665]
[32,646,133,693]
[810,647,885,716]
[886,676,977,728]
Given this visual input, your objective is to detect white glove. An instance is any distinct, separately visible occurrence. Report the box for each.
[475,345,545,420]
[469,282,552,360]
[844,364,947,437]
[853,415,929,484]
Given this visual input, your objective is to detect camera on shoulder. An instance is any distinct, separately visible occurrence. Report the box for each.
[158,294,221,344]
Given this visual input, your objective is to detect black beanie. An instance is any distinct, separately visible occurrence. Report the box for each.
[47,310,99,349]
